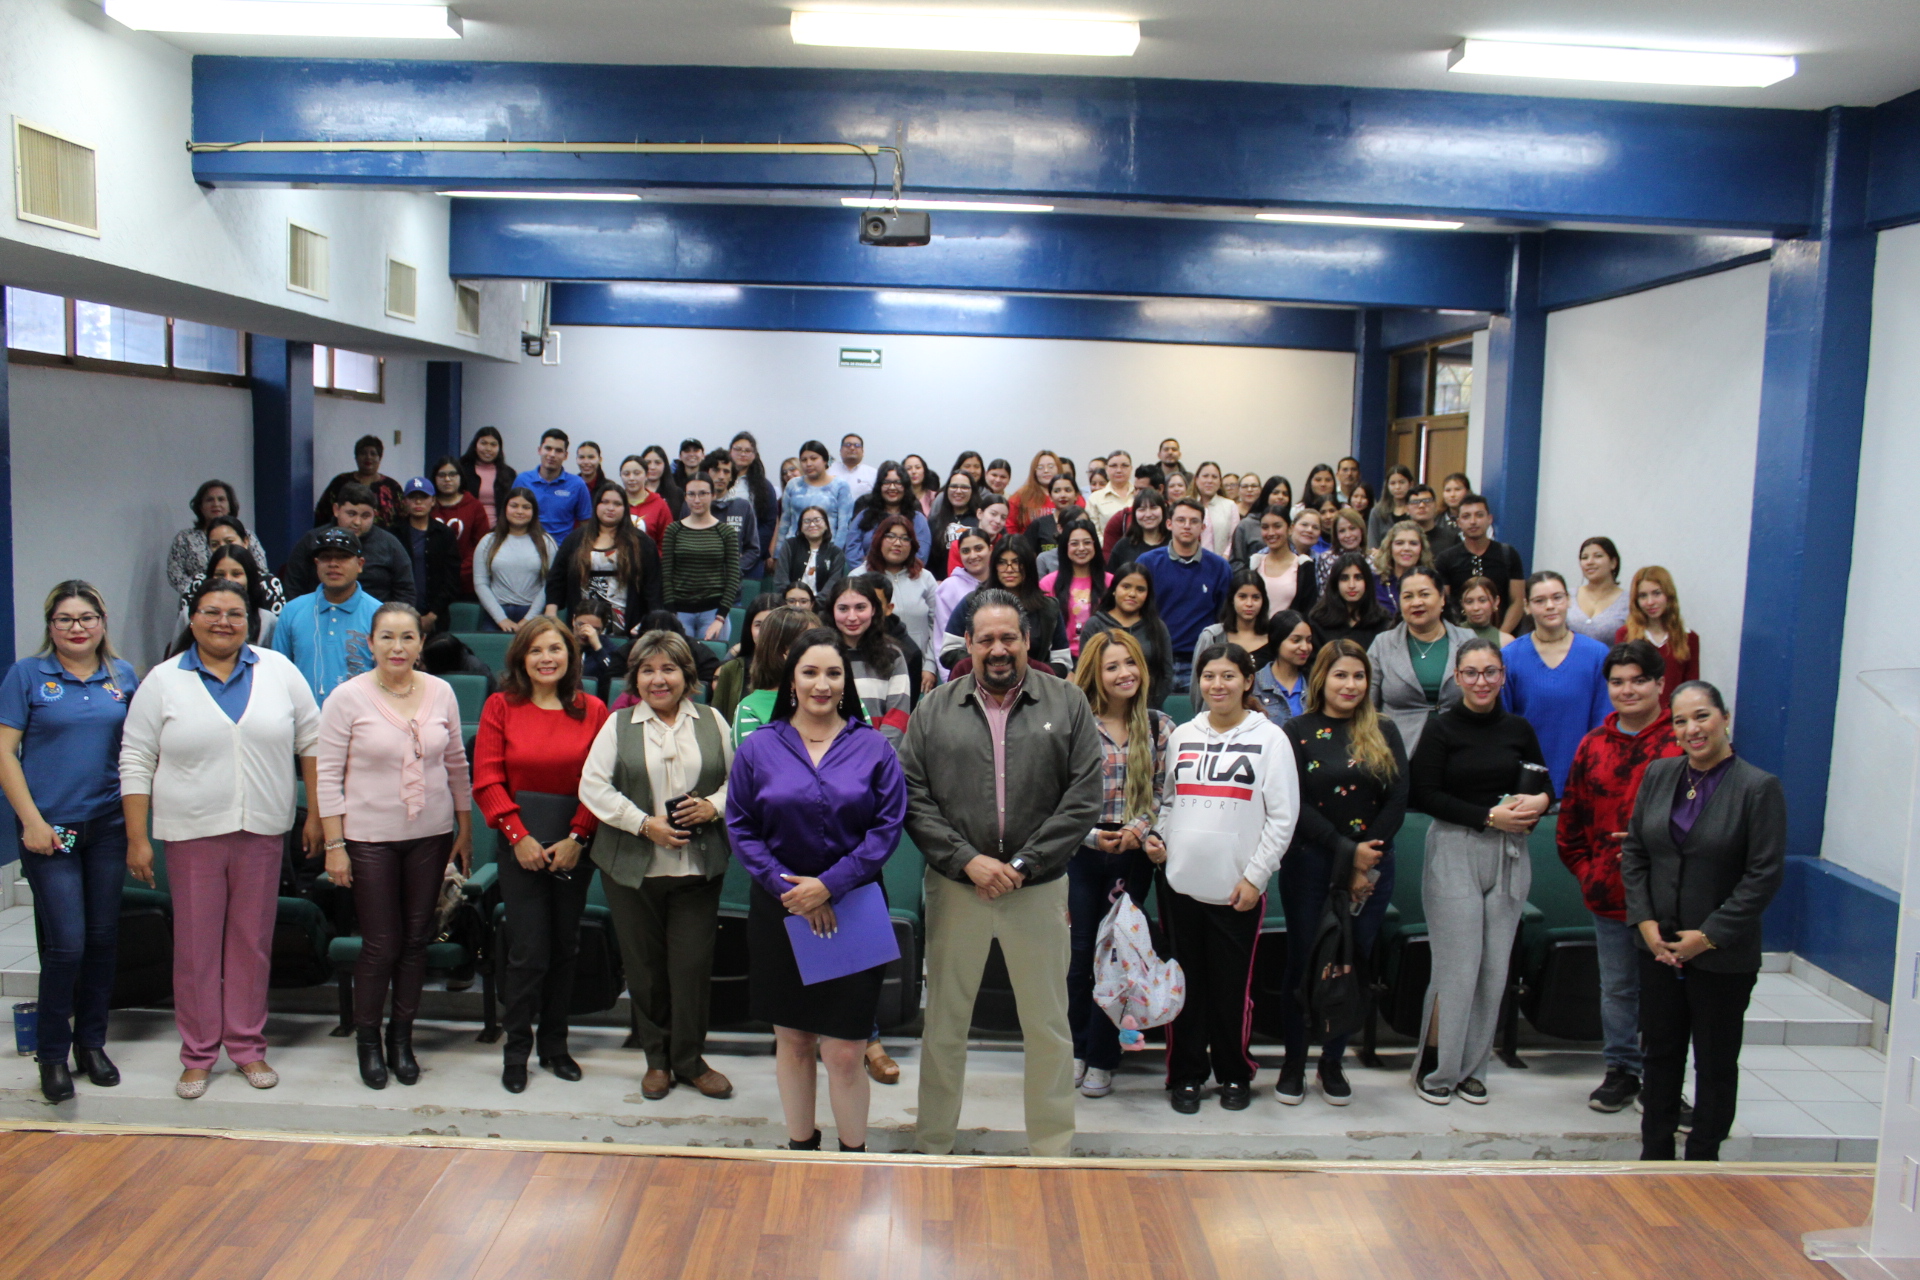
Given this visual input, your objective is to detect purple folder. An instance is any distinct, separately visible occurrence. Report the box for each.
[783,881,901,985]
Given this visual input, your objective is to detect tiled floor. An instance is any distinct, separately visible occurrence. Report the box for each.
[0,905,1887,1160]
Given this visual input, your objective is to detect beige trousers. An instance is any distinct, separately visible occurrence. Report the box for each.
[914,870,1076,1158]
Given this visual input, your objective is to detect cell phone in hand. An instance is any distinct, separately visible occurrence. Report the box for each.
[664,793,701,832]
[50,826,78,853]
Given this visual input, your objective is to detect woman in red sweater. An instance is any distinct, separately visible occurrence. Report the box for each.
[471,616,610,1094]
[1614,566,1700,703]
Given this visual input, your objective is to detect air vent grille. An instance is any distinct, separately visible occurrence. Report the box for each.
[455,282,481,336]
[14,119,98,237]
[386,258,418,321]
[287,222,328,298]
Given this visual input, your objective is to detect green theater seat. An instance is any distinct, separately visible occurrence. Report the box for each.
[443,673,490,724]
[449,602,483,632]
[453,631,513,674]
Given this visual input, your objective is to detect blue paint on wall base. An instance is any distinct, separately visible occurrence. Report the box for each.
[1764,856,1900,1004]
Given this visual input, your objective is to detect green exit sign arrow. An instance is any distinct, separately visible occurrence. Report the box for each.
[839,347,882,368]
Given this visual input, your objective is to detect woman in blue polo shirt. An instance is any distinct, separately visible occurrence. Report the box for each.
[0,581,139,1103]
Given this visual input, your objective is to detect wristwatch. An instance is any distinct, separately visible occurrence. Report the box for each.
[1008,855,1035,880]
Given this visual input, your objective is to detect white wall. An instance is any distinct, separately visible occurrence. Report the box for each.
[463,326,1356,484]
[8,364,253,668]
[1824,223,1920,890]
[1464,328,1489,491]
[314,357,430,492]
[1535,262,1769,709]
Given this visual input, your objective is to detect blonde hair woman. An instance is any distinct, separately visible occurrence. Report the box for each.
[1066,629,1174,1098]
[1619,566,1698,701]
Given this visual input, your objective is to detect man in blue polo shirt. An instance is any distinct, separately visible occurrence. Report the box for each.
[514,428,593,540]
[273,528,379,701]
[1139,497,1233,695]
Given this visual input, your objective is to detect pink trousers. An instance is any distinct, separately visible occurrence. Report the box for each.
[167,832,282,1070]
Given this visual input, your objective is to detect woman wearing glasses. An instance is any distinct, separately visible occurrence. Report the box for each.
[0,583,140,1102]
[315,602,473,1090]
[121,579,324,1100]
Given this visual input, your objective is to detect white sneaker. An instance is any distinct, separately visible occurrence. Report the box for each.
[1074,1058,1087,1087]
[1080,1067,1114,1098]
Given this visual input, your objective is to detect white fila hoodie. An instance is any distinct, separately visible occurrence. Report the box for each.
[1156,708,1300,906]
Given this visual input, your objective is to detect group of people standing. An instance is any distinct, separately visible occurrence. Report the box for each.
[0,430,1778,1164]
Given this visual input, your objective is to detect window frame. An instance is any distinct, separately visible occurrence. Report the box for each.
[5,293,249,387]
[312,344,386,404]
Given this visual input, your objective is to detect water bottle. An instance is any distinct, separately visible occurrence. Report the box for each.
[12,1002,36,1057]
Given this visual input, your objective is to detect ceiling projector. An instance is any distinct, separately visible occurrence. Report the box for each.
[858,209,930,247]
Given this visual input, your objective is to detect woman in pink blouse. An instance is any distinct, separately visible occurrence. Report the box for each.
[316,602,472,1091]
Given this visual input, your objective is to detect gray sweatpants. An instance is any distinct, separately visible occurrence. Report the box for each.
[1416,820,1531,1090]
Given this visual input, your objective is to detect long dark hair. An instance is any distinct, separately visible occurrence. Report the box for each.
[853,461,917,532]
[459,427,514,507]
[829,577,900,678]
[930,469,978,530]
[950,450,985,483]
[1218,567,1270,630]
[1193,641,1262,711]
[728,431,778,525]
[750,604,823,691]
[731,592,782,676]
[1050,517,1107,623]
[498,616,587,718]
[1126,489,1170,548]
[572,480,648,599]
[485,486,555,579]
[901,454,941,504]
[771,626,868,723]
[199,545,274,637]
[1099,559,1161,622]
[989,538,1050,622]
[864,512,925,577]
[1309,551,1393,630]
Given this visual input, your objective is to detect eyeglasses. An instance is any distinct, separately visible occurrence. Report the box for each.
[1458,668,1504,684]
[881,532,912,543]
[51,613,102,630]
[1407,496,1435,507]
[194,608,250,624]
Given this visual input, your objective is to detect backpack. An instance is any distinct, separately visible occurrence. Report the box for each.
[1092,892,1185,1046]
[1298,895,1367,1042]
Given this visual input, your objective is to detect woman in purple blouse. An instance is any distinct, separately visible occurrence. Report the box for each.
[724,626,908,1154]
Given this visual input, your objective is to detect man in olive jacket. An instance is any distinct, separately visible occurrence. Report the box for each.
[901,589,1104,1157]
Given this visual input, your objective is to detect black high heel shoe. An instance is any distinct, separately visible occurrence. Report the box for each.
[385,1022,420,1086]
[538,1051,583,1082]
[73,1047,119,1087]
[502,1062,529,1093]
[38,1060,74,1103]
[356,1026,389,1090]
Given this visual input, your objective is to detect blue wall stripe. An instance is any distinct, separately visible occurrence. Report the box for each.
[1539,231,1774,311]
[1475,236,1547,565]
[453,201,1514,312]
[249,337,315,568]
[550,282,1357,351]
[1380,308,1489,351]
[190,58,1828,233]
[1350,311,1390,487]
[1764,857,1899,1002]
[1736,109,1877,864]
[0,293,15,866]
[425,362,462,465]
[1869,87,1920,230]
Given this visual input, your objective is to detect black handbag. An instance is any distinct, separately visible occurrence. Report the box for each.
[1298,895,1367,1042]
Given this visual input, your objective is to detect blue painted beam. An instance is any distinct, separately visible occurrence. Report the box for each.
[1538,230,1773,311]
[0,290,15,867]
[1380,308,1489,351]
[1350,311,1389,487]
[249,337,315,569]
[453,201,1512,312]
[425,361,462,465]
[1476,236,1546,564]
[1868,87,1920,230]
[190,59,1826,233]
[1737,108,1877,864]
[551,282,1356,350]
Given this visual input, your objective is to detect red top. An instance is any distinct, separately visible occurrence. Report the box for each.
[628,491,674,552]
[1612,626,1701,703]
[432,493,491,596]
[1556,710,1682,920]
[471,692,610,846]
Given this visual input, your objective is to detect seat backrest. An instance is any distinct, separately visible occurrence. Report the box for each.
[884,831,925,919]
[1390,812,1432,930]
[1525,815,1590,929]
[454,630,513,674]
[720,857,753,914]
[1162,695,1193,725]
[443,673,490,724]
[449,601,483,632]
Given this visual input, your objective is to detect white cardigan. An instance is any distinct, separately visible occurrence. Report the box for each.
[119,646,322,841]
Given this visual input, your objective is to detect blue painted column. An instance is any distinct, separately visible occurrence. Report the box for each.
[1736,107,1876,861]
[1350,310,1388,488]
[424,361,462,464]
[1475,236,1546,566]
[249,336,315,569]
[0,293,15,867]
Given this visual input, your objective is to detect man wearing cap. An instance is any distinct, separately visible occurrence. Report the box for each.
[397,476,461,631]
[272,529,380,702]
[280,482,416,606]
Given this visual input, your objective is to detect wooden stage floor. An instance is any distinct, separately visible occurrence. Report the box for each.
[0,1122,1870,1279]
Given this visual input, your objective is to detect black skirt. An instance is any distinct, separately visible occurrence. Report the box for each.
[748,881,886,1041]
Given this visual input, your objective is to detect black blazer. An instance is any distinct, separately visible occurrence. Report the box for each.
[769,536,849,603]
[1620,755,1786,974]
[545,528,665,632]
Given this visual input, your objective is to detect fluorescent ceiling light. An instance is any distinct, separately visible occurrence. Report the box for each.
[1447,38,1794,87]
[875,290,1006,313]
[1256,212,1465,231]
[791,10,1139,57]
[839,197,1054,213]
[104,0,462,38]
[439,191,642,201]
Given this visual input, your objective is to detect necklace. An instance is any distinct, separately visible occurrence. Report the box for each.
[377,677,417,699]
[1408,630,1446,660]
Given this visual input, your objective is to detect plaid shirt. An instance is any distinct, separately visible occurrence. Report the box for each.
[1085,707,1174,849]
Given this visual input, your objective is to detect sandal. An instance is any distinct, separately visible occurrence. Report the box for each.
[864,1041,900,1085]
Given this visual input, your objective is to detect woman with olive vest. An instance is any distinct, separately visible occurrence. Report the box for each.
[579,629,738,1103]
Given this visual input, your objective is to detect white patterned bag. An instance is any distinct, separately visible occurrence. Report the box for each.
[1091,892,1185,1049]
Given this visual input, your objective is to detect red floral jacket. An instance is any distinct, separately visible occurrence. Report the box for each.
[1556,712,1681,920]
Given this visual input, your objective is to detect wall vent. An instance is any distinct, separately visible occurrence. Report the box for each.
[455,282,482,336]
[287,222,328,298]
[13,118,98,237]
[386,258,418,321]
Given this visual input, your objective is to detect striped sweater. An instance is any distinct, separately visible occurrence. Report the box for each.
[849,652,912,752]
[661,519,741,613]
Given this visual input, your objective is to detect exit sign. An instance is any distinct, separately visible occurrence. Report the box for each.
[839,347,882,368]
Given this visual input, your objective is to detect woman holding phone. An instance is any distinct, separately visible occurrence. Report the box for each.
[725,629,908,1151]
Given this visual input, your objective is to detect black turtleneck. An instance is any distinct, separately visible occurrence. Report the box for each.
[1408,702,1548,829]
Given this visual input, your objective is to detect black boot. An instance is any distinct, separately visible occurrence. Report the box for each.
[73,1047,119,1087]
[788,1129,822,1151]
[385,1022,420,1086]
[37,1060,73,1103]
[356,1026,389,1090]
[837,1140,866,1153]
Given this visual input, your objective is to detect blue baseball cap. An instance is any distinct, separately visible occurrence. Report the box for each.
[403,476,433,496]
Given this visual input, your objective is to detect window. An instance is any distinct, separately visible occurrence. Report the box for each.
[4,287,247,384]
[312,344,384,402]
[1386,337,1475,485]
